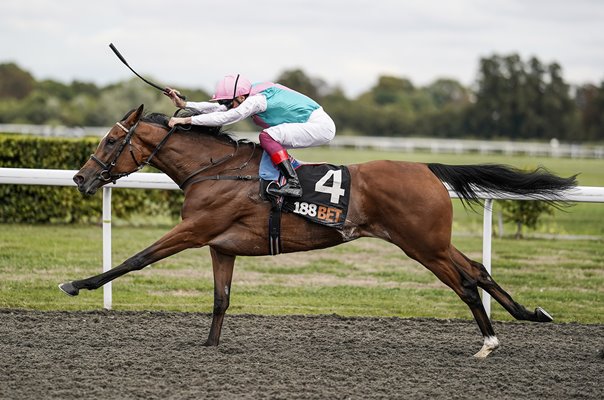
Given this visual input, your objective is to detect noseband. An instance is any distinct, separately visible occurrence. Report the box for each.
[90,120,176,183]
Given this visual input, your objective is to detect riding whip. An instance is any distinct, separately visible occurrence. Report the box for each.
[108,43,186,100]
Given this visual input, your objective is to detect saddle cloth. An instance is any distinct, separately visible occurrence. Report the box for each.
[260,154,351,229]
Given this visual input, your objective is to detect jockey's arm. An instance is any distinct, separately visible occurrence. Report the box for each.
[169,95,267,127]
[164,88,227,113]
[185,101,227,114]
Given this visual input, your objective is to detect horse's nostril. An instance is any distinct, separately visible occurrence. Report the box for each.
[73,174,84,186]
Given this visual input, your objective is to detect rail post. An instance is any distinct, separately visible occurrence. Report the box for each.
[482,199,493,317]
[102,186,112,310]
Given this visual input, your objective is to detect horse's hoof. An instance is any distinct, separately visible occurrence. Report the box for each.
[536,307,553,322]
[473,335,499,358]
[59,282,79,296]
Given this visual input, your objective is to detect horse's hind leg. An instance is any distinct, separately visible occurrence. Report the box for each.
[449,246,553,323]
[412,251,500,358]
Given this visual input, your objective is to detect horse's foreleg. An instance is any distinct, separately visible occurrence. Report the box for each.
[203,248,235,346]
[59,221,200,296]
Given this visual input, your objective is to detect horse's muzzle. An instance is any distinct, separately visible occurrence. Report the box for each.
[73,173,99,195]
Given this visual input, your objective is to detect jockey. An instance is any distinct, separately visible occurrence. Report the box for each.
[165,74,336,198]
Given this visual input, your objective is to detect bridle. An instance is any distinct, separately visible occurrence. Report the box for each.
[89,118,259,189]
[90,119,177,184]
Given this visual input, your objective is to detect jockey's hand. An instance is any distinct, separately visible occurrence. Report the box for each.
[168,117,191,128]
[164,88,186,108]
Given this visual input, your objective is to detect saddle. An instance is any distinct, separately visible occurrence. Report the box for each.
[260,156,351,255]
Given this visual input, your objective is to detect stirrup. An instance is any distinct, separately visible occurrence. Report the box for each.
[268,182,302,198]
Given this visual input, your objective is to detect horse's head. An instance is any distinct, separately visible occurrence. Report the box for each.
[73,104,146,195]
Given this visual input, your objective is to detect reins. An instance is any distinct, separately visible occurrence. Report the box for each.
[90,119,260,189]
[178,137,260,190]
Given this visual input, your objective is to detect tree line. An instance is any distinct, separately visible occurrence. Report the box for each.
[1,53,602,141]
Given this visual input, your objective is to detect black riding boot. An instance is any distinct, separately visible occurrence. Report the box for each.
[270,159,303,198]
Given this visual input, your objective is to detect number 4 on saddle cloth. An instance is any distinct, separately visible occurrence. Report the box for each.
[259,152,351,255]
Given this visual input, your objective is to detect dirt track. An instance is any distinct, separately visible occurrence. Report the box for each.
[0,310,602,399]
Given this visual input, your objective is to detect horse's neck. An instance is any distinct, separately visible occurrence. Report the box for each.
[145,129,257,186]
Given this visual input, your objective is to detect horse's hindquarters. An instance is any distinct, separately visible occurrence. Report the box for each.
[345,161,453,248]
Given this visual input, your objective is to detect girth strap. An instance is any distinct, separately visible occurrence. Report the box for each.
[268,196,283,256]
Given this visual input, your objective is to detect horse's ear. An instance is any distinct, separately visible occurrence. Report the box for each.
[125,104,144,125]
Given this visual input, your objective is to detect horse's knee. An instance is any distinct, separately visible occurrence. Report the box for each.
[450,248,495,287]
[460,285,482,307]
[474,263,497,288]
[212,296,230,315]
[213,304,229,315]
[125,254,149,272]
[457,274,483,306]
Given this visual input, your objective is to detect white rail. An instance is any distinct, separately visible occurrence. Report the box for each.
[2,167,604,314]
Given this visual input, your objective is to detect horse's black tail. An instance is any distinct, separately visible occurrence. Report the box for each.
[427,163,578,208]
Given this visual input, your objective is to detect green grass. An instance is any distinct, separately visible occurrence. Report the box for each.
[1,149,602,323]
[0,225,602,323]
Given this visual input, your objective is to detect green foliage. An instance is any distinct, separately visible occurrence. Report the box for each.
[93,78,177,126]
[0,134,183,223]
[0,56,603,141]
[370,76,415,105]
[425,79,471,110]
[470,55,577,140]
[0,62,35,100]
[494,164,558,239]
[575,81,604,141]
[498,200,555,239]
[276,68,329,100]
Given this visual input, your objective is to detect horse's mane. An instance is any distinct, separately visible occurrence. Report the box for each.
[120,109,253,147]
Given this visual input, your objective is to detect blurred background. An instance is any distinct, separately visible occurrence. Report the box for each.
[0,0,602,142]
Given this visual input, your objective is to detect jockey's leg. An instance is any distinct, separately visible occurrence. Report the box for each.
[259,131,302,198]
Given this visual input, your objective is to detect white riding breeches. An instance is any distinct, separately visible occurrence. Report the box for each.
[264,107,336,149]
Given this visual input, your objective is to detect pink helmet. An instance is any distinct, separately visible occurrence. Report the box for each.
[210,74,252,101]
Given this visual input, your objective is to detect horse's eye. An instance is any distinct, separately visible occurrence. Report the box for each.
[107,137,117,145]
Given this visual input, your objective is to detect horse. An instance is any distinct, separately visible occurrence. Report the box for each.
[60,104,577,358]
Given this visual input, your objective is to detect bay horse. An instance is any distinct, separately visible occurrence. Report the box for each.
[60,105,577,358]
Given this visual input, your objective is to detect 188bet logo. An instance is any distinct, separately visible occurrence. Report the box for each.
[292,201,342,224]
